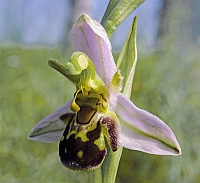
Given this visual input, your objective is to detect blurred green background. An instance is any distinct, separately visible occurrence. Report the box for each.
[1,0,200,183]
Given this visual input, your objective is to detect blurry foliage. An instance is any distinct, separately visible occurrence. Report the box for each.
[0,46,88,183]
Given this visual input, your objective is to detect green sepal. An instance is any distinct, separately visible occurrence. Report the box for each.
[117,16,138,99]
[101,0,145,37]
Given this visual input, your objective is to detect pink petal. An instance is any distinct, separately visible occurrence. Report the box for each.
[114,93,181,155]
[70,14,117,86]
[28,100,74,143]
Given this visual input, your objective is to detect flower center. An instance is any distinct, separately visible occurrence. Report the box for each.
[70,85,109,115]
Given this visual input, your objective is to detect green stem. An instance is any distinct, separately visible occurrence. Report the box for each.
[89,168,102,183]
[102,146,123,183]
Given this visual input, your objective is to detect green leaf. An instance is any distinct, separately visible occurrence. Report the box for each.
[101,0,145,37]
[101,0,118,25]
[117,16,138,99]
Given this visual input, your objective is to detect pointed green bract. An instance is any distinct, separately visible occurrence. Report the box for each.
[117,16,138,99]
[101,0,145,37]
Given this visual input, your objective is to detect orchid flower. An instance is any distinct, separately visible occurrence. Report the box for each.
[28,14,181,171]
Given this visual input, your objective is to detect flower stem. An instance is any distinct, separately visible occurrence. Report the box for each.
[102,146,123,183]
[89,167,102,183]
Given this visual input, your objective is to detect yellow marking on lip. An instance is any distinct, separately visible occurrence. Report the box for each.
[77,150,83,159]
[75,132,89,142]
[74,112,100,142]
[94,131,105,151]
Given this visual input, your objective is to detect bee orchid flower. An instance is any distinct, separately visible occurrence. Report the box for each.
[28,14,181,171]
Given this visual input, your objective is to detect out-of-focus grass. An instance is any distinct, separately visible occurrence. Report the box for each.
[0,46,89,183]
[1,45,200,183]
